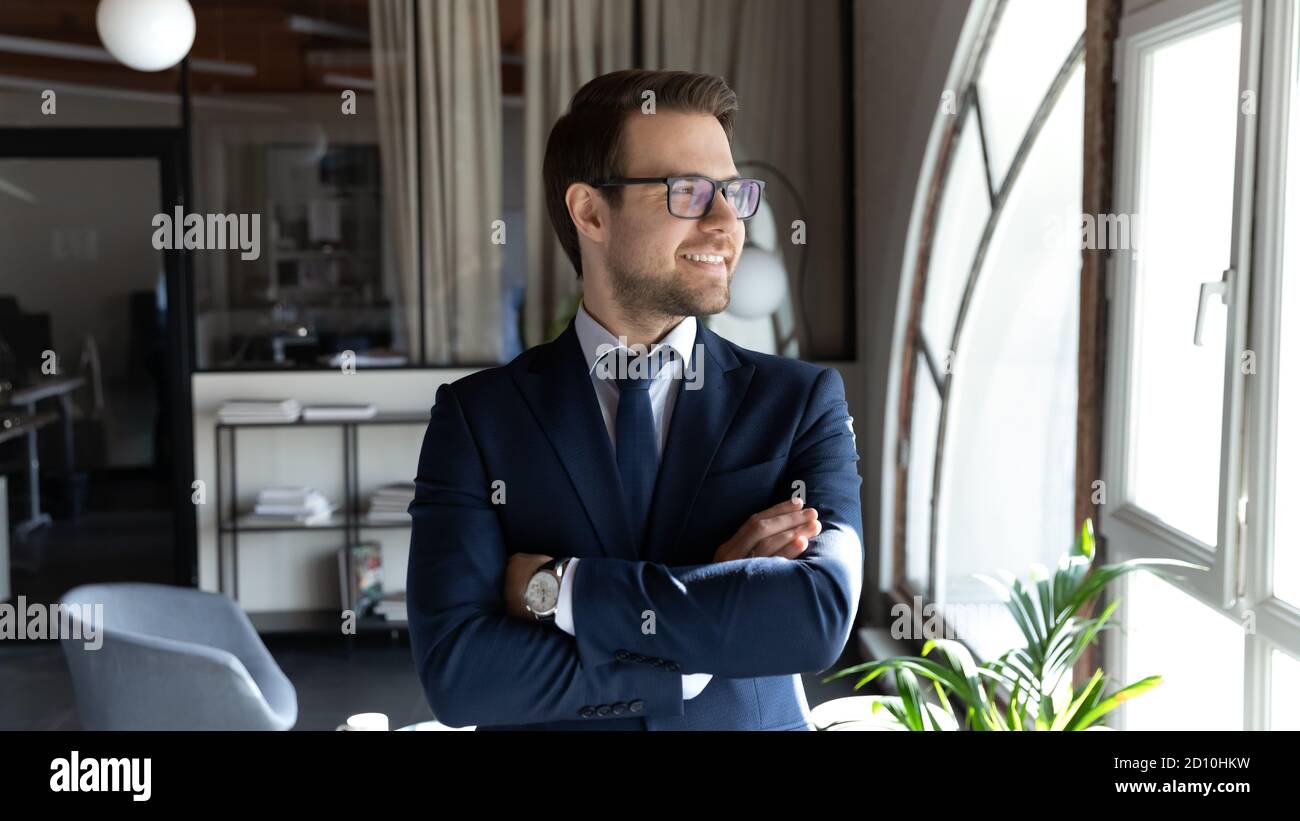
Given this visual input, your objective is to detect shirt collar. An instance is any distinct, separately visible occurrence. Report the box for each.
[574,299,697,376]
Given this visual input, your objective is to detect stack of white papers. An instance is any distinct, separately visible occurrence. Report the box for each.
[218,399,302,424]
[249,487,336,525]
[302,404,378,421]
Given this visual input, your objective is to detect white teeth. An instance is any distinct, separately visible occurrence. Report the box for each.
[683,253,724,264]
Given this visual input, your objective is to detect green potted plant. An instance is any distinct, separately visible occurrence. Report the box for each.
[819,519,1206,730]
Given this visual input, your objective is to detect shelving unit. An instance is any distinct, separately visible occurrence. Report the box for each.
[213,412,427,634]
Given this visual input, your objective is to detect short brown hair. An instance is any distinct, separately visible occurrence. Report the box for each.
[543,69,739,278]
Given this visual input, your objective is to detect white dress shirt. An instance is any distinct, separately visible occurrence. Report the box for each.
[553,300,712,700]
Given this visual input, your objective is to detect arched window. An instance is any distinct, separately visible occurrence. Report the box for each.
[890,0,1086,659]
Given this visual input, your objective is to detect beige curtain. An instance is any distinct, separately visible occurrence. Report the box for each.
[421,0,504,362]
[369,0,420,358]
[642,0,809,167]
[523,0,634,347]
[372,0,503,363]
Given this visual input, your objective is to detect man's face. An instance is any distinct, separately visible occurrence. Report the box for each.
[600,110,745,319]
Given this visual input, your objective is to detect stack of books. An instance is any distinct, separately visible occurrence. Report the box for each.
[366,483,415,524]
[218,398,302,424]
[244,487,336,526]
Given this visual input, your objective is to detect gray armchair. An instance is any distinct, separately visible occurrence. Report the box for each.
[59,583,297,730]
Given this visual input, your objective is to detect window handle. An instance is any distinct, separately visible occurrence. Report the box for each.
[1193,268,1231,346]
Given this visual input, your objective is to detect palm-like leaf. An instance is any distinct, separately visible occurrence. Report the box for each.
[823,519,1206,730]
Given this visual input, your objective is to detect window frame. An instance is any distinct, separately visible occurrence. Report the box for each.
[1103,0,1300,730]
[885,0,1089,658]
[1103,0,1255,616]
[1245,0,1300,729]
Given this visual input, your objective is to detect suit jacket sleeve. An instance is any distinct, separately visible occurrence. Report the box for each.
[569,366,864,678]
[406,382,685,728]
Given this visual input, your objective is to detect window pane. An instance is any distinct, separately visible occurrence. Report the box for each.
[189,1,424,369]
[939,596,1025,663]
[1123,572,1244,730]
[1272,650,1300,729]
[976,0,1085,188]
[187,0,518,368]
[921,110,990,350]
[938,68,1082,625]
[1128,20,1241,546]
[905,363,941,594]
[0,159,168,473]
[1273,18,1300,606]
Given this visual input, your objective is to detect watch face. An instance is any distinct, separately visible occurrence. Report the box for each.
[524,570,560,613]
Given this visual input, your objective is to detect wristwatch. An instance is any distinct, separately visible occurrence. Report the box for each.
[523,557,573,622]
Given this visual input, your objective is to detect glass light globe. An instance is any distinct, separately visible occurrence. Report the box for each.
[96,0,196,72]
[728,247,788,319]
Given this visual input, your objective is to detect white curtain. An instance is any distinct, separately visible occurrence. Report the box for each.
[523,0,634,347]
[371,0,503,363]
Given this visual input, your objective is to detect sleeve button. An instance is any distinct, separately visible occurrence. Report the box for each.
[614,649,631,661]
[664,661,680,672]
[596,704,612,716]
[579,706,595,718]
[611,702,627,715]
[629,700,645,713]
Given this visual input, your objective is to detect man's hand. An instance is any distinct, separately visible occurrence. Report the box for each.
[712,498,821,563]
[505,552,554,619]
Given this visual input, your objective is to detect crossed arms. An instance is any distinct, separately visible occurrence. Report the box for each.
[406,366,863,728]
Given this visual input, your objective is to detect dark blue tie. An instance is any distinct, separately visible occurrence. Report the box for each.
[612,349,668,551]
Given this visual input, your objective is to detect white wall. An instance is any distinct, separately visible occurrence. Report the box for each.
[855,0,973,619]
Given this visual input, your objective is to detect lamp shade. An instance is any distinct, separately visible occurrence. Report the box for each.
[728,247,788,319]
[96,0,196,72]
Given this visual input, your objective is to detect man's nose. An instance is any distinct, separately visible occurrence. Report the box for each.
[701,188,741,231]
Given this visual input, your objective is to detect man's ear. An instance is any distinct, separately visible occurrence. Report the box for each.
[566,182,608,245]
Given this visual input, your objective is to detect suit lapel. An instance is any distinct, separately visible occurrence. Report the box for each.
[642,322,754,564]
[511,318,753,564]
[512,319,638,561]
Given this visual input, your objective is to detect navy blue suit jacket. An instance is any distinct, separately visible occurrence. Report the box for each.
[407,317,863,730]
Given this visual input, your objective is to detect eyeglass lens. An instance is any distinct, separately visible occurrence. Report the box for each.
[669,177,762,219]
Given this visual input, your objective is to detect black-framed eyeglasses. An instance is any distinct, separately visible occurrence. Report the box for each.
[594,176,767,220]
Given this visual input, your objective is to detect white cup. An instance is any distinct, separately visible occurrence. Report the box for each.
[336,712,389,731]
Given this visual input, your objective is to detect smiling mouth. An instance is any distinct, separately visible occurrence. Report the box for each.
[679,252,730,272]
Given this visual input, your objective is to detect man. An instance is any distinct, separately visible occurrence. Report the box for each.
[407,69,862,730]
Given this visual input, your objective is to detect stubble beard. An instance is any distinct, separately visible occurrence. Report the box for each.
[605,238,733,323]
